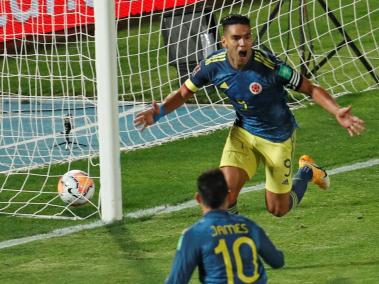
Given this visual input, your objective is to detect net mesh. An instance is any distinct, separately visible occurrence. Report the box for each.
[0,0,378,219]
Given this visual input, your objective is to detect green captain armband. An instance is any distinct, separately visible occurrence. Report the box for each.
[153,105,167,122]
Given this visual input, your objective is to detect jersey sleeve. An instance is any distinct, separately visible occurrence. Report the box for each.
[184,60,210,93]
[164,229,200,284]
[256,226,285,269]
[273,56,303,90]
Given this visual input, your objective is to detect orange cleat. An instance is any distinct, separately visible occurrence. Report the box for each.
[299,155,330,189]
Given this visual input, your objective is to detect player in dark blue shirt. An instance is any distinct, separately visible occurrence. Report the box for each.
[135,14,365,217]
[165,168,284,284]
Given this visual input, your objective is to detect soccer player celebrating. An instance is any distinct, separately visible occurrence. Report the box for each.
[165,168,284,284]
[134,14,365,217]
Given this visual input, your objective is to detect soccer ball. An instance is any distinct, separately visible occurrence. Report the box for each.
[58,170,95,206]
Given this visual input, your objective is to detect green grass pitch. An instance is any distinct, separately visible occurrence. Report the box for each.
[0,90,378,283]
[0,1,378,282]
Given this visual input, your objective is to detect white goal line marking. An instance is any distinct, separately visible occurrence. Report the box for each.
[0,158,378,250]
[126,158,379,218]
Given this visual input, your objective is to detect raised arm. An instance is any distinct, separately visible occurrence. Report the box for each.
[298,76,365,136]
[133,84,195,131]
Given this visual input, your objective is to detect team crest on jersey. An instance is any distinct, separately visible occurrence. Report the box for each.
[249,82,262,95]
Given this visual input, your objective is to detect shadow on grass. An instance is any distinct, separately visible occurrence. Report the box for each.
[105,219,167,283]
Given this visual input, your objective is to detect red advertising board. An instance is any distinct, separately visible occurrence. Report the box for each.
[0,0,200,42]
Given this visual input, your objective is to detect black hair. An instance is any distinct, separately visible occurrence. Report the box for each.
[197,168,228,209]
[221,14,251,29]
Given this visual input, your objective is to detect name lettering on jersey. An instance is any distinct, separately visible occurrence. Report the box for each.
[211,223,249,237]
[249,82,262,95]
[205,51,226,65]
[219,82,229,89]
[254,51,275,69]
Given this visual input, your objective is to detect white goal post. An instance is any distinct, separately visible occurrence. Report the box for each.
[94,0,122,223]
[0,0,378,221]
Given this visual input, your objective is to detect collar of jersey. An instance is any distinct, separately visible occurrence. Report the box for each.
[204,210,230,217]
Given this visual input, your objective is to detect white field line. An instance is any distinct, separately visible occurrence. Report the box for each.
[127,158,379,218]
[0,221,104,250]
[0,158,378,250]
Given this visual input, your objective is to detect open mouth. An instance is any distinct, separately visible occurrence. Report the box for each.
[239,50,248,58]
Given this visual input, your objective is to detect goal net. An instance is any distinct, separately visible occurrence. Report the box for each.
[0,0,378,220]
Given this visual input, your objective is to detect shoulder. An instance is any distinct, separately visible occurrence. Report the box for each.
[190,49,227,84]
[204,49,227,66]
[184,217,208,236]
[254,48,280,61]
[191,49,226,75]
[234,213,253,223]
[232,214,261,231]
[252,48,280,69]
[177,223,199,248]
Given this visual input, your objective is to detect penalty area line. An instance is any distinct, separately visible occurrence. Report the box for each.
[0,158,378,250]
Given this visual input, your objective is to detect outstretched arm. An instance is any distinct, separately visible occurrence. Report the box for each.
[298,76,365,136]
[133,84,195,131]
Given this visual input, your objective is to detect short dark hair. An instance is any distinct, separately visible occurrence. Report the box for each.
[197,168,228,209]
[221,14,250,30]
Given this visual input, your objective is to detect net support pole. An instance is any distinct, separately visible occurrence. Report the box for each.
[94,0,123,223]
[316,0,379,84]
